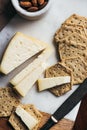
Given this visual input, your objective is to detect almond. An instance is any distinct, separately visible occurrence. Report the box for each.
[32,0,38,6]
[38,0,45,5]
[39,1,47,9]
[27,6,38,12]
[20,1,32,8]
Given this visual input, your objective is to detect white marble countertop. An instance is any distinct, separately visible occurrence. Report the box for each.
[0,0,87,121]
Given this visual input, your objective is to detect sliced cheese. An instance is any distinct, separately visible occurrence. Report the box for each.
[14,47,53,97]
[11,47,53,86]
[0,32,47,74]
[15,106,38,130]
[14,63,47,97]
[38,76,71,91]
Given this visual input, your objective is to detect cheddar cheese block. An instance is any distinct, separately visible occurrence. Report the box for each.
[0,32,47,74]
[38,76,71,91]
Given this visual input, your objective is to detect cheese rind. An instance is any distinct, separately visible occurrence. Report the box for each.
[15,106,38,130]
[38,76,71,91]
[11,47,52,85]
[0,32,47,74]
[14,47,53,97]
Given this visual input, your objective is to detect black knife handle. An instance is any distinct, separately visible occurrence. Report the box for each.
[40,78,87,130]
[40,117,56,130]
[53,78,87,120]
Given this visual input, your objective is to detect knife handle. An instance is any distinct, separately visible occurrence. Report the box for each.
[40,116,57,130]
[53,78,87,120]
[40,78,87,130]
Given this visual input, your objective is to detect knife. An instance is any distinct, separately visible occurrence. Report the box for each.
[40,78,87,130]
[0,50,44,84]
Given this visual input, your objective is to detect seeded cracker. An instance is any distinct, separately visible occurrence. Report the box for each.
[9,104,42,130]
[59,41,87,62]
[55,23,86,43]
[63,57,87,85]
[65,14,87,27]
[0,87,20,117]
[62,32,87,47]
[46,63,72,96]
[64,14,87,34]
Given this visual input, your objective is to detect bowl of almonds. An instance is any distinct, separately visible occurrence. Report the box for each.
[11,0,52,20]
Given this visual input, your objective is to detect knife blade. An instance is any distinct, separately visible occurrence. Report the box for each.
[0,49,44,84]
[40,78,87,130]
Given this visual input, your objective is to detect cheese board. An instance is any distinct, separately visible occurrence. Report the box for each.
[0,0,87,129]
[0,113,74,130]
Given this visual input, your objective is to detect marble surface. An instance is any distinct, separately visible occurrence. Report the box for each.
[0,0,87,121]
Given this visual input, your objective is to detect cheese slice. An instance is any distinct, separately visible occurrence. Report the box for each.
[14,63,48,97]
[38,76,71,91]
[0,32,47,74]
[15,106,38,130]
[11,47,53,86]
[14,47,53,97]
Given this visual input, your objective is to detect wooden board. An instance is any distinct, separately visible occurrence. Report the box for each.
[73,93,87,130]
[0,112,74,130]
[39,112,74,130]
[0,118,13,130]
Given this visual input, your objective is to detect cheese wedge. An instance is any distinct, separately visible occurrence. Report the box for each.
[38,76,71,91]
[0,32,47,74]
[15,106,38,130]
[11,47,53,86]
[14,47,53,97]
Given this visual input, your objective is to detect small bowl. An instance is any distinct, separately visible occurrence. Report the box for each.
[11,0,52,20]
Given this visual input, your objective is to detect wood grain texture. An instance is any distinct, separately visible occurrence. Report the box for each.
[38,112,74,130]
[0,118,13,130]
[73,94,87,130]
[0,113,74,130]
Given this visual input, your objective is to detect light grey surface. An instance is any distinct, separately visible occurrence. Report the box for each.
[0,0,87,121]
